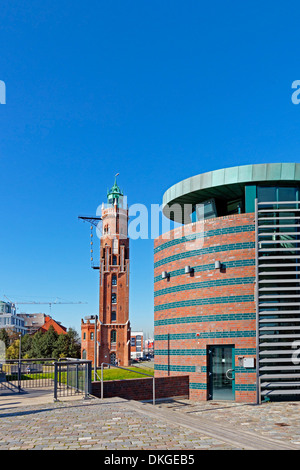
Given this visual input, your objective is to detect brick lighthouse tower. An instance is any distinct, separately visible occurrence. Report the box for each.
[81,176,131,367]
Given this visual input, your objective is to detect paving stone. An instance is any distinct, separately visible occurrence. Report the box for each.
[0,395,299,450]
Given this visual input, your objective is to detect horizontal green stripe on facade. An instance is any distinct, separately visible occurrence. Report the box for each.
[154,242,255,269]
[190,366,257,374]
[154,259,255,283]
[154,294,254,312]
[154,224,255,254]
[154,364,256,376]
[155,276,255,298]
[189,383,207,390]
[154,347,256,356]
[235,348,256,355]
[154,330,256,341]
[235,366,257,374]
[189,383,256,391]
[155,312,255,327]
[155,349,206,356]
[235,384,256,391]
[154,364,196,373]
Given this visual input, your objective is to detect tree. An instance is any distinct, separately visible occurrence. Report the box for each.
[54,333,69,359]
[66,328,81,358]
[38,326,58,358]
[0,329,10,349]
[21,334,33,358]
[53,328,81,359]
[6,329,20,346]
[30,330,45,358]
[6,326,82,360]
[6,339,20,359]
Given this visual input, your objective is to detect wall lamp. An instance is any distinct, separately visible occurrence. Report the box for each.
[161,271,170,279]
[215,261,223,270]
[185,265,194,274]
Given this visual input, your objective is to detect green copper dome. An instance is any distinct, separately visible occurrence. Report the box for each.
[107,174,124,205]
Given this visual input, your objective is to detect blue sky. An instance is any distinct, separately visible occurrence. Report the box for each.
[0,1,300,336]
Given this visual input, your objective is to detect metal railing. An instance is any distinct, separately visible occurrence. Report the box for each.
[54,360,92,400]
[1,358,92,401]
[2,359,56,392]
[100,362,156,405]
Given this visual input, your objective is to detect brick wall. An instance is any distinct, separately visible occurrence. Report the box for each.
[91,375,189,401]
[154,213,257,403]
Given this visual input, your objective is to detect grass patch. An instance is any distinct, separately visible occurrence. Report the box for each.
[95,366,154,381]
[5,366,154,383]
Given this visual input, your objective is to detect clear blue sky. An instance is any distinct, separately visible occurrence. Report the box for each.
[1,1,300,336]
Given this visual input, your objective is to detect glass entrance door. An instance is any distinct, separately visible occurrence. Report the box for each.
[208,345,235,400]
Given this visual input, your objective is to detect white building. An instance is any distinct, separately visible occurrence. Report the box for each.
[0,301,27,336]
[130,331,143,359]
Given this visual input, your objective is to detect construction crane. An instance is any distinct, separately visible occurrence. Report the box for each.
[3,296,87,314]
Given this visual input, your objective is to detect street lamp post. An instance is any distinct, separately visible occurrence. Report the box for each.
[18,333,22,392]
[85,315,98,381]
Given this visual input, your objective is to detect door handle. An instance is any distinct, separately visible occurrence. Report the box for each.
[225,368,234,380]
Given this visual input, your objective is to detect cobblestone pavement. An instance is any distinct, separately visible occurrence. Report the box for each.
[158,398,300,448]
[0,397,235,450]
[0,395,299,450]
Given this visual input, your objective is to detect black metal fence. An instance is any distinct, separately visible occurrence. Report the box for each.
[54,360,92,400]
[0,359,92,400]
[2,359,56,392]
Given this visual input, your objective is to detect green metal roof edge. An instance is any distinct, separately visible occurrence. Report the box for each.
[162,163,300,216]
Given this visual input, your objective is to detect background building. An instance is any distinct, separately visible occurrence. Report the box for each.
[16,313,46,335]
[15,313,67,336]
[154,163,300,403]
[0,300,27,336]
[81,177,131,366]
[130,331,143,359]
[144,338,154,356]
[36,315,67,335]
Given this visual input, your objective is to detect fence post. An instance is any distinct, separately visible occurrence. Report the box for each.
[87,361,92,395]
[59,362,62,388]
[54,362,58,401]
[101,363,103,399]
[84,362,89,399]
[18,361,21,393]
[76,363,79,393]
[153,376,155,406]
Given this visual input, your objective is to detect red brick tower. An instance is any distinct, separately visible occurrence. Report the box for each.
[81,177,131,367]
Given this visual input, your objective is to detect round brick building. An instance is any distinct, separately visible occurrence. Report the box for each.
[154,163,300,403]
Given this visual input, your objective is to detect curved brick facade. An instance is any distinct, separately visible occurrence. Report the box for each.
[154,213,256,402]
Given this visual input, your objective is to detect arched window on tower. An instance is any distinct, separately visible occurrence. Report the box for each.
[112,274,117,286]
[111,330,116,344]
[112,255,117,265]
